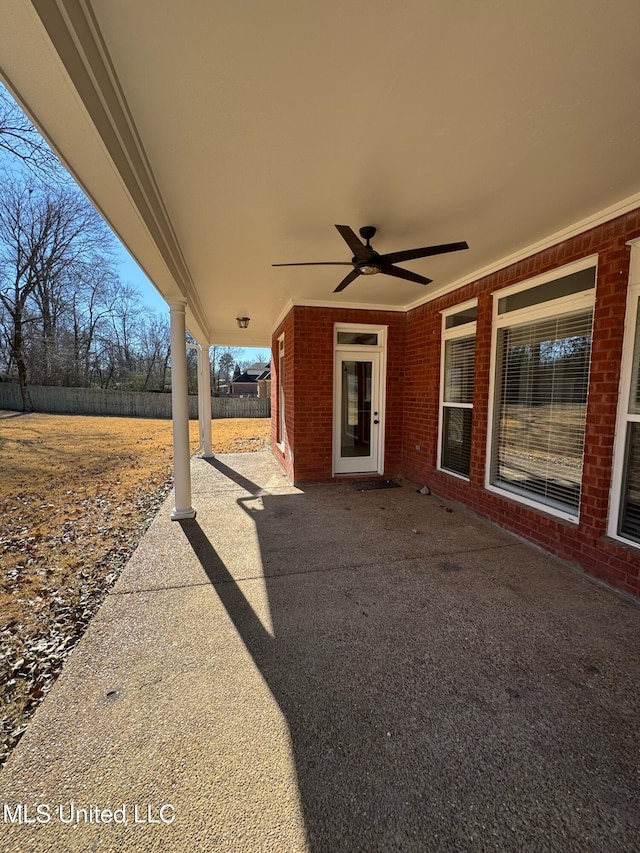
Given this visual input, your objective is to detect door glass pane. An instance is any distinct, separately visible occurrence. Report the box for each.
[337,331,378,345]
[341,360,372,457]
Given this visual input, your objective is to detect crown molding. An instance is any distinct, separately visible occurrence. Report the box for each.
[405,191,640,311]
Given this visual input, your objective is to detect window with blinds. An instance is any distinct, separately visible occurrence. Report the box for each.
[440,307,476,478]
[277,336,285,445]
[618,296,640,542]
[490,310,593,515]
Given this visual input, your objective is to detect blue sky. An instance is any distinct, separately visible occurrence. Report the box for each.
[0,82,266,366]
[117,245,268,364]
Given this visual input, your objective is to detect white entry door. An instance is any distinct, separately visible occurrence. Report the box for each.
[333,350,383,475]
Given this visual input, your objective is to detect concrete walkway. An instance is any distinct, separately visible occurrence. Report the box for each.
[2,452,640,852]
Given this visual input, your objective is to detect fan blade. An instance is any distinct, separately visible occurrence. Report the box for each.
[381,241,469,265]
[381,265,432,286]
[272,262,353,267]
[333,268,361,293]
[335,225,369,260]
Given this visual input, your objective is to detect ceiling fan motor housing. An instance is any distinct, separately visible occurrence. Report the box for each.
[359,225,377,242]
[356,226,381,272]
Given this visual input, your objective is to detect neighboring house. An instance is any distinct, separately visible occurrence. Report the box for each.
[4,2,639,598]
[231,363,270,396]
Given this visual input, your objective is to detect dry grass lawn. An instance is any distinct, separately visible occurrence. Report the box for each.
[0,412,270,765]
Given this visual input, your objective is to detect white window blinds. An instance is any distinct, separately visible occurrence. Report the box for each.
[444,337,475,405]
[491,310,593,515]
[441,334,475,477]
[619,297,640,541]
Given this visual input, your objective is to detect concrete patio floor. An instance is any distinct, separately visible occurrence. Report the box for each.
[1,451,639,852]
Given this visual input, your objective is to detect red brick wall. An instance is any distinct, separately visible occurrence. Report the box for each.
[269,210,640,597]
[401,209,640,597]
[271,306,405,483]
[271,310,295,479]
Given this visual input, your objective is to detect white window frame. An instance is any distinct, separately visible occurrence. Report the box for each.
[277,334,285,449]
[608,238,640,548]
[437,299,478,480]
[485,256,598,523]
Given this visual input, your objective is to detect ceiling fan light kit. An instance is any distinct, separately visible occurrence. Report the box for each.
[273,225,468,292]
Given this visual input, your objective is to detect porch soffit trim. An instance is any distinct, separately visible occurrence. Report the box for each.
[30,0,211,341]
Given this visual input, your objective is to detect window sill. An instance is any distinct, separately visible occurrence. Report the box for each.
[437,467,470,483]
[604,530,640,552]
[484,482,580,525]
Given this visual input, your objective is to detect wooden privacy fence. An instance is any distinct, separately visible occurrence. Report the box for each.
[0,384,270,419]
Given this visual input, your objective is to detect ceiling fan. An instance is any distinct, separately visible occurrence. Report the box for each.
[273,225,469,292]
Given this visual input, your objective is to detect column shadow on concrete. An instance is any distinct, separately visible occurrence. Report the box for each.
[179,468,640,853]
[202,456,266,496]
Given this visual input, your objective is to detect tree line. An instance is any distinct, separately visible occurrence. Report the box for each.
[0,85,262,410]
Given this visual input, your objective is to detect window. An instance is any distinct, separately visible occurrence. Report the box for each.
[496,267,595,315]
[439,303,477,478]
[336,331,378,346]
[277,335,285,446]
[610,246,640,546]
[487,261,596,520]
[620,306,640,540]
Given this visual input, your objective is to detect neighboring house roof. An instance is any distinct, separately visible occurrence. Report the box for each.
[232,373,260,384]
[245,362,270,376]
[232,364,270,384]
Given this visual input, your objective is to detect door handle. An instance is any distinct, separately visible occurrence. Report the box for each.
[373,419,379,425]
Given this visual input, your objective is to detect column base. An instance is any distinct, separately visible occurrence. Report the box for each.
[171,507,197,521]
[199,450,215,458]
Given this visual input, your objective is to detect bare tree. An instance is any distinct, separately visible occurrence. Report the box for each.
[212,345,240,393]
[0,177,114,409]
[0,85,178,396]
[139,315,170,391]
[0,84,62,178]
[235,352,269,374]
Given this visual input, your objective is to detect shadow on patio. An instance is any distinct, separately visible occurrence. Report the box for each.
[1,451,639,852]
[183,456,640,851]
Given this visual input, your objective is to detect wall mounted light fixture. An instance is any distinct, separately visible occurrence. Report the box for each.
[236,316,250,329]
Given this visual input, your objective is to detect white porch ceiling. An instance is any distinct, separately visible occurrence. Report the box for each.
[2,0,640,346]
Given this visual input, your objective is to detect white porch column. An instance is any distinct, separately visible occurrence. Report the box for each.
[199,342,214,457]
[169,299,196,520]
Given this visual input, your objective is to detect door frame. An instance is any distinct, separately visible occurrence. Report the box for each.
[332,323,387,476]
